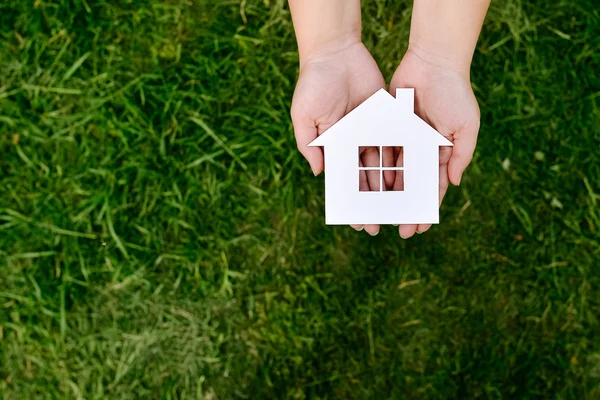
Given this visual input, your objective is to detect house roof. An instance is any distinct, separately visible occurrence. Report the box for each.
[308,88,453,148]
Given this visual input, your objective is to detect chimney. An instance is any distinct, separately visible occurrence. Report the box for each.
[395,88,414,113]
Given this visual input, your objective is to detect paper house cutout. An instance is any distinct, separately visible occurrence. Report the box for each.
[308,88,453,225]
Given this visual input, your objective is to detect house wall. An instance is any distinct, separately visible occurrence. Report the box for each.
[324,145,440,225]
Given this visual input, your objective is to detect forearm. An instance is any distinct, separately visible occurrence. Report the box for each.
[409,0,490,77]
[289,0,362,66]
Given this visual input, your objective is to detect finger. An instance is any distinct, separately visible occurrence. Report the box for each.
[391,147,405,191]
[391,147,415,237]
[417,150,451,234]
[399,224,418,239]
[363,173,381,235]
[416,224,432,234]
[360,148,381,235]
[392,170,405,191]
[291,108,324,176]
[352,162,370,232]
[364,224,380,236]
[384,170,396,190]
[438,155,451,208]
[359,160,369,191]
[448,120,479,186]
[361,147,380,191]
[382,146,396,189]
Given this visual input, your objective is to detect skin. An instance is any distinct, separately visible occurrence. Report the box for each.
[290,0,386,235]
[290,0,490,237]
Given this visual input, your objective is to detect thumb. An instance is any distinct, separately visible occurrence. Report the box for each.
[291,110,324,176]
[448,120,480,186]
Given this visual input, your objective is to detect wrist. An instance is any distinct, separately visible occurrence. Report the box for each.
[407,0,490,79]
[289,0,362,67]
[298,30,362,67]
[406,41,473,79]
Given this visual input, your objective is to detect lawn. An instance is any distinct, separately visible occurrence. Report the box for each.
[1,0,599,398]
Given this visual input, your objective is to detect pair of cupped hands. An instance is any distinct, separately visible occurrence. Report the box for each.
[291,41,481,238]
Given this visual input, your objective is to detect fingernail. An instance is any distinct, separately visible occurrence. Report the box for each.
[369,231,379,236]
[309,163,319,176]
[354,227,364,232]
[416,231,422,235]
[457,174,462,186]
[400,235,408,239]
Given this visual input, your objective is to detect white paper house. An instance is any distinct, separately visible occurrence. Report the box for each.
[308,88,453,225]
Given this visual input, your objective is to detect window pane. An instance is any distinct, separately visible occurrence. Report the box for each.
[359,146,380,168]
[383,169,396,190]
[359,170,382,191]
[382,146,403,168]
[386,170,404,191]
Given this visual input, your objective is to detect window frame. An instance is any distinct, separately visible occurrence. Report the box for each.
[358,146,404,192]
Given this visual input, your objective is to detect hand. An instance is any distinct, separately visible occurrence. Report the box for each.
[389,47,481,238]
[292,42,386,235]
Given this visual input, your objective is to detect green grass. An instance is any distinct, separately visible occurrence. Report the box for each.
[1,0,599,398]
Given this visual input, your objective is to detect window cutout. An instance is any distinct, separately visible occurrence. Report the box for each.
[359,146,405,192]
[359,169,380,191]
[382,146,403,168]
[388,170,404,192]
[359,147,380,168]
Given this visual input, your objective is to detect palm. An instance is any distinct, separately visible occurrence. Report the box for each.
[292,42,385,234]
[389,49,480,237]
